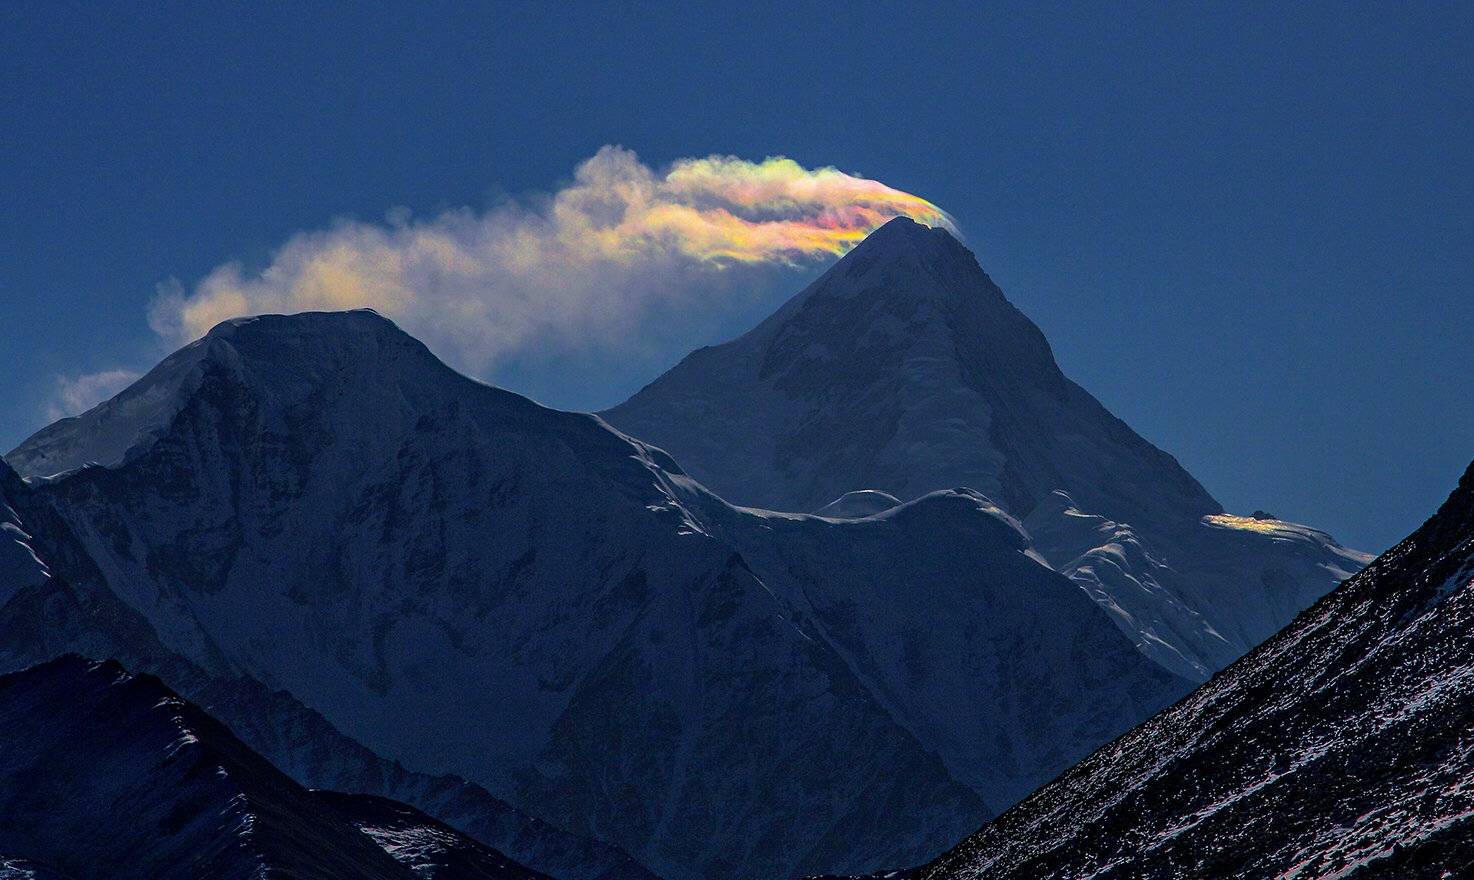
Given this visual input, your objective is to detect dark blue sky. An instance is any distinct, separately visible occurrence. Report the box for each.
[2,2,1470,551]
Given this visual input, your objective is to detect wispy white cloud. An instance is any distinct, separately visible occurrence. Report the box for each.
[147,146,952,374]
[45,369,143,421]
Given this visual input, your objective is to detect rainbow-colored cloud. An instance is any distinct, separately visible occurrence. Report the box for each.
[149,146,953,370]
[649,153,954,261]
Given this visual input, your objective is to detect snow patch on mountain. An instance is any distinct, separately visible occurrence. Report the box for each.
[0,860,73,880]
[0,490,48,607]
[815,490,904,519]
[316,792,555,880]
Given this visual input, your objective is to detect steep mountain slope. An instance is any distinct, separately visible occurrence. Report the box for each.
[5,310,1183,879]
[0,457,655,880]
[0,655,415,880]
[604,218,1369,680]
[607,217,1214,529]
[919,459,1474,879]
[688,488,1181,810]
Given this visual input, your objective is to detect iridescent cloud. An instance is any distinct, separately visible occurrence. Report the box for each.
[149,146,953,372]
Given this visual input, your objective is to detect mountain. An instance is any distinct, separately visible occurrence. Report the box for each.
[607,217,1213,528]
[0,456,654,880]
[0,654,411,880]
[690,487,1183,810]
[1024,490,1369,679]
[5,309,1184,879]
[915,459,1474,879]
[604,217,1370,680]
[0,655,554,880]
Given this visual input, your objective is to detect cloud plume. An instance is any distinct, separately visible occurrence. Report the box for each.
[46,369,144,421]
[148,146,952,373]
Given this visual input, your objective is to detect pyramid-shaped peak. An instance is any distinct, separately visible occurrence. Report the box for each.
[605,208,1225,529]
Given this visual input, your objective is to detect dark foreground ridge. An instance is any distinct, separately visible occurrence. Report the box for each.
[0,654,549,880]
[917,459,1474,879]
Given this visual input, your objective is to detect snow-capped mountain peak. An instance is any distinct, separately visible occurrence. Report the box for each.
[604,221,1365,683]
[606,220,1214,529]
[815,216,1000,298]
[8,309,437,481]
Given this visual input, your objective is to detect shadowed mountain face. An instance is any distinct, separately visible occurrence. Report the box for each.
[605,218,1369,681]
[0,655,554,880]
[4,309,1184,880]
[918,460,1474,880]
[0,457,655,880]
[0,655,413,880]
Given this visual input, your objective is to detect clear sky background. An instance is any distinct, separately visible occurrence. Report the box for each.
[2,2,1470,552]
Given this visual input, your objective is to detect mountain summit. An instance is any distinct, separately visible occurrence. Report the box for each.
[605,219,1368,680]
[607,216,1217,532]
